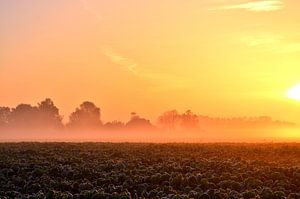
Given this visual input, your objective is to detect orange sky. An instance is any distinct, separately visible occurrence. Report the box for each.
[1,0,300,127]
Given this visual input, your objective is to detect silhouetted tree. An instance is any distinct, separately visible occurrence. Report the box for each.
[157,110,180,131]
[157,110,199,131]
[0,107,11,128]
[104,120,125,130]
[38,98,63,129]
[67,101,102,129]
[126,112,154,130]
[9,104,39,128]
[181,110,199,130]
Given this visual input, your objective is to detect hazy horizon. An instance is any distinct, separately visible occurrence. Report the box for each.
[0,98,299,142]
[1,0,300,142]
[1,2,300,198]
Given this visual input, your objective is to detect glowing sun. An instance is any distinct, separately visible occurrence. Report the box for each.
[287,83,300,101]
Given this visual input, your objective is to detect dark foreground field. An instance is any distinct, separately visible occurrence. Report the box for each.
[0,143,300,199]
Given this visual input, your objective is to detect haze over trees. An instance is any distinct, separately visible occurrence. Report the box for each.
[67,101,102,129]
[0,107,10,128]
[0,99,63,130]
[103,120,125,130]
[37,98,63,129]
[0,98,295,136]
[125,112,154,130]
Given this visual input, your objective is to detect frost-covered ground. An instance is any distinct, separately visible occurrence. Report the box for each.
[0,143,299,198]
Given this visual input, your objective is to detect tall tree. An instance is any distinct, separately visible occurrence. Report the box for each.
[10,104,39,128]
[0,107,11,128]
[38,98,63,129]
[68,101,102,128]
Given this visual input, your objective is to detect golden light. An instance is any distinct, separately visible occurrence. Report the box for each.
[287,83,300,101]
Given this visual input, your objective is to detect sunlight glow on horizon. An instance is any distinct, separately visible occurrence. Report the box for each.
[1,0,300,136]
[211,0,284,12]
[287,83,300,101]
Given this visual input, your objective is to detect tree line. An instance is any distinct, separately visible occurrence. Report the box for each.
[0,99,154,131]
[0,98,294,132]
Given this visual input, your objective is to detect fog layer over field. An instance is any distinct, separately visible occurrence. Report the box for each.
[1,128,299,143]
[1,99,299,142]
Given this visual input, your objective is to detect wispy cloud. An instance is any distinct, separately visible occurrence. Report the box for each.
[79,1,193,90]
[238,32,300,54]
[211,0,284,12]
[102,46,139,75]
[276,43,300,54]
[102,46,193,90]
[79,0,102,21]
[240,32,283,47]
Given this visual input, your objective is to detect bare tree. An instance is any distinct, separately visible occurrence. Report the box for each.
[157,110,180,131]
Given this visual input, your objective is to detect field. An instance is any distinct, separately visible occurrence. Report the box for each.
[0,143,300,199]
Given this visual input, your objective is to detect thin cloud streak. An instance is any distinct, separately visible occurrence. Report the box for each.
[240,32,283,47]
[211,0,284,12]
[102,46,139,75]
[79,0,103,21]
[276,43,300,54]
[102,46,194,90]
[238,32,300,54]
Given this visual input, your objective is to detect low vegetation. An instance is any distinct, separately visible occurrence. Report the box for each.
[0,143,299,198]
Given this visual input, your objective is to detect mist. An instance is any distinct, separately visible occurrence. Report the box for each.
[0,98,298,142]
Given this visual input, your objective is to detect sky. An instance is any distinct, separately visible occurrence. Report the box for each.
[1,0,300,125]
